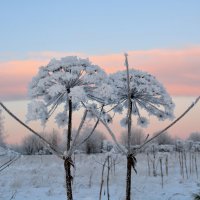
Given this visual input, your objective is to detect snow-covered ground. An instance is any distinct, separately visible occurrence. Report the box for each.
[0,150,199,200]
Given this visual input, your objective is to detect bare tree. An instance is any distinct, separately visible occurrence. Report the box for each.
[77,129,106,154]
[21,134,44,155]
[20,129,61,155]
[188,132,200,142]
[153,132,174,145]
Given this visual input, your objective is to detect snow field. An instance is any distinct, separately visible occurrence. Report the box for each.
[0,153,199,200]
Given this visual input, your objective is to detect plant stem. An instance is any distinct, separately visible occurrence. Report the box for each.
[126,155,132,200]
[65,92,73,200]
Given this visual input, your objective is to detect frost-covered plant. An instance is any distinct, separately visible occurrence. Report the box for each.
[104,56,175,200]
[26,56,107,200]
[109,69,175,127]
[27,56,106,126]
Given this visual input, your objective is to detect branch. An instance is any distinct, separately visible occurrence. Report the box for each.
[124,53,132,153]
[9,190,17,200]
[0,155,20,173]
[81,102,127,155]
[0,102,64,159]
[137,96,200,151]
[76,106,103,147]
[67,109,88,157]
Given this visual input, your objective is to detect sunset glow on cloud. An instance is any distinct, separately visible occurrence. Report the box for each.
[0,60,47,99]
[0,46,200,100]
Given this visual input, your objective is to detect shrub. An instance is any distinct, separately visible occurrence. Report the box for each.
[77,128,106,154]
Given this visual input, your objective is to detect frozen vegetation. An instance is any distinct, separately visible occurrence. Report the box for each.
[0,55,199,200]
[0,146,200,200]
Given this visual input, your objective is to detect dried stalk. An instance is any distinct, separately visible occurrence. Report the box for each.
[124,53,134,200]
[67,109,88,157]
[0,156,20,173]
[124,53,132,153]
[77,106,104,147]
[183,151,188,179]
[0,102,63,159]
[147,153,151,176]
[195,152,198,179]
[138,96,200,151]
[65,95,73,200]
[99,157,109,200]
[159,158,164,188]
[165,155,168,176]
[107,156,110,200]
[81,102,127,155]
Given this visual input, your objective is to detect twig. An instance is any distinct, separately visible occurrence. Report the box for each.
[99,157,108,200]
[0,155,20,173]
[137,96,200,151]
[0,102,64,159]
[81,102,127,155]
[10,190,17,200]
[77,106,104,147]
[67,109,88,157]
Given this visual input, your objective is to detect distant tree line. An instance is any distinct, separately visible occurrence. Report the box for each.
[8,125,200,155]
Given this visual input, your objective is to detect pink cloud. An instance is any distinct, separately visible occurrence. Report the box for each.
[0,60,47,99]
[0,47,200,100]
[90,47,200,96]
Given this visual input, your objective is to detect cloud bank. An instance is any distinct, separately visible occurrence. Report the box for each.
[0,47,200,100]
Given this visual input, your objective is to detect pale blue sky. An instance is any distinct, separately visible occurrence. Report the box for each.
[1,0,200,57]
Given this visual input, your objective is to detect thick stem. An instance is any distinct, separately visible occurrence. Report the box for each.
[65,91,73,200]
[125,54,133,200]
[64,158,73,200]
[67,98,72,151]
[126,155,132,200]
[125,103,133,199]
[107,156,110,200]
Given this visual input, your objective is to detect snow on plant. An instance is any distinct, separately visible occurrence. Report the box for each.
[98,55,176,200]
[108,69,175,127]
[26,56,107,200]
[27,56,106,126]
